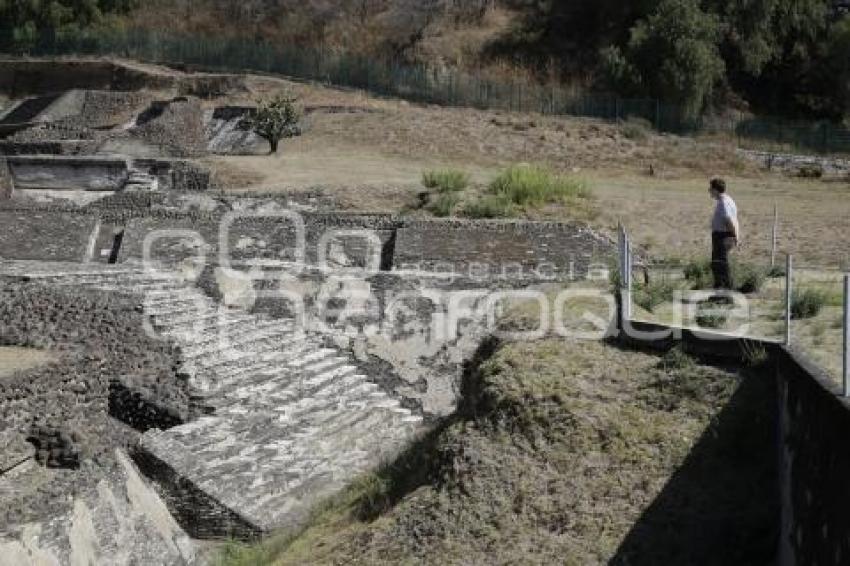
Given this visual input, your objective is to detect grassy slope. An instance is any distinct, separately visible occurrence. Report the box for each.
[210,73,850,268]
[219,339,777,565]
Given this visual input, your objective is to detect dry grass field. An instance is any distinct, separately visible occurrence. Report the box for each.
[207,73,850,269]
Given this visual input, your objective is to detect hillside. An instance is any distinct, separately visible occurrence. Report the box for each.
[2,1,849,121]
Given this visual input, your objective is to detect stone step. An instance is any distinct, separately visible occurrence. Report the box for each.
[286,348,341,369]
[46,273,182,286]
[200,355,341,401]
[143,299,213,317]
[140,287,201,299]
[183,328,297,368]
[181,323,297,360]
[193,336,311,370]
[157,310,255,330]
[211,364,360,410]
[83,282,190,294]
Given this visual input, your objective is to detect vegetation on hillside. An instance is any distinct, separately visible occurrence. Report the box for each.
[0,0,136,46]
[2,1,848,122]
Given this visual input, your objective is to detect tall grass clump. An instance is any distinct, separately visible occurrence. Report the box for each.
[683,258,713,289]
[429,192,461,217]
[620,117,651,141]
[683,258,765,293]
[634,278,680,312]
[462,195,514,218]
[791,289,828,319]
[734,262,766,293]
[422,169,469,193]
[489,165,590,207]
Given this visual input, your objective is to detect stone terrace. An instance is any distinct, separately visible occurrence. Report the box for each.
[6,261,421,538]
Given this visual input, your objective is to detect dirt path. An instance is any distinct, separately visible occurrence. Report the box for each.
[0,346,54,379]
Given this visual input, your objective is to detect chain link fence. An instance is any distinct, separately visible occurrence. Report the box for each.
[3,28,850,155]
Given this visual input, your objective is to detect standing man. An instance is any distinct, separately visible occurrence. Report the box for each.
[709,178,739,289]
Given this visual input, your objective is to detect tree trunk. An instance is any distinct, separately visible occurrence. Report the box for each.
[269,138,279,154]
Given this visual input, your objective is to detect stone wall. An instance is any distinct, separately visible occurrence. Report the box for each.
[775,347,850,566]
[0,280,187,529]
[131,449,264,540]
[7,155,128,191]
[394,219,611,279]
[0,280,186,434]
[121,211,614,276]
[0,157,12,199]
[0,210,97,261]
[0,449,197,566]
[617,319,850,565]
[2,156,211,194]
[0,139,99,156]
[738,149,850,177]
[78,90,150,128]
[0,59,243,98]
[131,97,207,157]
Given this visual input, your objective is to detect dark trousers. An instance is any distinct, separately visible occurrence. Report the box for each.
[711,231,734,289]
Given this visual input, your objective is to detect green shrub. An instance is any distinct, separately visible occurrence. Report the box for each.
[767,264,786,278]
[791,289,827,319]
[695,301,728,328]
[489,165,590,207]
[683,258,713,289]
[683,258,765,293]
[429,192,461,217]
[421,169,470,193]
[658,345,695,371]
[733,262,766,294]
[620,118,651,141]
[741,340,769,367]
[797,164,824,179]
[634,278,679,312]
[462,194,514,218]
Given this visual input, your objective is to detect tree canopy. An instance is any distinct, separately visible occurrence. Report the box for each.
[0,0,136,45]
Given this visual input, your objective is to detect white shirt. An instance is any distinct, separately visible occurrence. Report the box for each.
[712,194,739,234]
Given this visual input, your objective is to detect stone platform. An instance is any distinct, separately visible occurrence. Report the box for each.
[5,261,422,538]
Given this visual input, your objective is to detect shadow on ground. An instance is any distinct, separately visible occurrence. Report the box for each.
[611,363,779,565]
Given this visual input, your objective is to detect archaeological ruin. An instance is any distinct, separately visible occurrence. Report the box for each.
[0,59,614,564]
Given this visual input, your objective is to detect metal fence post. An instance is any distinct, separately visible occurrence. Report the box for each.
[617,222,624,280]
[843,274,849,397]
[771,203,778,269]
[785,254,793,346]
[625,235,633,321]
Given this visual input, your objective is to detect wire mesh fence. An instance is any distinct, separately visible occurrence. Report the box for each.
[3,28,850,155]
[625,248,850,388]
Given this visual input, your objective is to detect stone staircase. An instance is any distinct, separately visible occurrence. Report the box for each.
[1,261,422,536]
[123,168,158,192]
